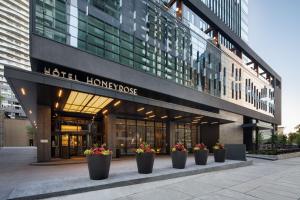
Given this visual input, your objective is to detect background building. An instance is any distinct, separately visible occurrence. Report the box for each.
[0,0,30,118]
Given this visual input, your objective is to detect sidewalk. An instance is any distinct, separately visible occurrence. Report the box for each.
[46,157,300,200]
[0,147,251,200]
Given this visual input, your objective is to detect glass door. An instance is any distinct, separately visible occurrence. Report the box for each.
[61,134,70,159]
[69,135,78,157]
[126,120,137,154]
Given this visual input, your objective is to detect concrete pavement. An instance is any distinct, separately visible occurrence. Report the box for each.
[0,147,250,200]
[46,158,300,200]
[1,147,300,200]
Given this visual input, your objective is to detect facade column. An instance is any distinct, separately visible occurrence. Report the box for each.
[36,105,51,162]
[166,121,176,154]
[104,114,116,157]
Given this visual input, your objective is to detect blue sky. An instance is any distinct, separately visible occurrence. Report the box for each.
[248,0,300,133]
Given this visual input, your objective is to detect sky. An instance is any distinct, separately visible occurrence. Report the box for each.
[248,0,300,134]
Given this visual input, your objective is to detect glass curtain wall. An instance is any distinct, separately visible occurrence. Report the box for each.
[115,118,166,155]
[33,0,274,115]
[175,123,195,150]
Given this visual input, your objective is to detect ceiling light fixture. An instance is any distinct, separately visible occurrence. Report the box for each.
[55,102,59,108]
[161,115,168,119]
[145,111,153,115]
[137,107,144,112]
[195,116,203,119]
[114,100,121,107]
[174,115,182,119]
[21,88,26,95]
[148,115,155,118]
[102,109,108,114]
[58,89,63,97]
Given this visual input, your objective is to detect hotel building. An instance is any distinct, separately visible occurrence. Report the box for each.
[4,0,281,162]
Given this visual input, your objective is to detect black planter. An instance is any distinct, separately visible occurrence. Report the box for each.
[214,149,226,162]
[194,149,209,165]
[171,151,188,169]
[136,152,155,174]
[87,155,111,180]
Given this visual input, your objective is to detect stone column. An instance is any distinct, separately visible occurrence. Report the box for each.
[166,121,176,154]
[36,105,51,162]
[104,114,116,157]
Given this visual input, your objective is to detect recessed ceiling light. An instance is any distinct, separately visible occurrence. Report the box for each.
[102,109,108,114]
[114,100,121,107]
[137,107,144,112]
[174,115,182,119]
[195,116,203,119]
[161,115,168,119]
[148,115,155,118]
[55,102,59,108]
[21,88,26,95]
[146,111,153,115]
[58,89,63,97]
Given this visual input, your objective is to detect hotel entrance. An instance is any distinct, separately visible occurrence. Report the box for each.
[51,116,102,159]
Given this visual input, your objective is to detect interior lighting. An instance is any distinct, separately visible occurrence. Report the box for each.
[63,91,113,114]
[137,107,145,112]
[21,88,26,95]
[145,111,153,115]
[58,89,63,97]
[114,100,121,107]
[102,109,108,115]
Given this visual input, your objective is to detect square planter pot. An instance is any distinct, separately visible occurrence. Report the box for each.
[194,149,208,165]
[214,149,226,162]
[136,152,155,174]
[87,154,112,180]
[171,151,188,169]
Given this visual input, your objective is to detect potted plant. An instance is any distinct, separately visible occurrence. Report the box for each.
[194,143,209,165]
[84,144,112,180]
[171,143,188,169]
[136,143,156,174]
[213,143,226,162]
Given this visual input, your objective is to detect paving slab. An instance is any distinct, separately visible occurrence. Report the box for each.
[7,159,251,199]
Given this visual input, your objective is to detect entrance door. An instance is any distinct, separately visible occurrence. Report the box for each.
[60,134,86,158]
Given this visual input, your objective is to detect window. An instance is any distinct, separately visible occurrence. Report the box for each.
[232,63,234,77]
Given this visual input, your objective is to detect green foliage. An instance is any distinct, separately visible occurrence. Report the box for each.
[26,125,36,139]
[257,131,263,145]
[288,132,300,146]
[277,134,287,145]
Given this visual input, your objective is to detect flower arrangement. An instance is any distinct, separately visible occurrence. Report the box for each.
[136,143,156,154]
[171,142,186,152]
[84,144,112,156]
[213,142,224,150]
[194,143,207,151]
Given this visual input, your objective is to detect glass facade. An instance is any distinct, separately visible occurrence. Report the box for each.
[115,118,166,155]
[33,0,274,116]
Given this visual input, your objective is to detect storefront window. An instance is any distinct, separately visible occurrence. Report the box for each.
[115,118,166,155]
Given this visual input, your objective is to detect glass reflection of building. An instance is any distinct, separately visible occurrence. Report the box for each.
[4,0,281,160]
[34,0,273,116]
